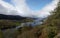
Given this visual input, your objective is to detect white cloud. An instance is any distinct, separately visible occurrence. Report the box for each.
[0,0,59,18]
[0,0,20,15]
[12,0,33,17]
[34,0,59,18]
[11,0,59,18]
[0,0,15,10]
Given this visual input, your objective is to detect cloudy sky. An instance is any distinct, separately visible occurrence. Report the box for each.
[0,0,59,18]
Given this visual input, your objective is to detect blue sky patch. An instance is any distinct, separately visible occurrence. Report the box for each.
[26,0,52,11]
[3,0,15,6]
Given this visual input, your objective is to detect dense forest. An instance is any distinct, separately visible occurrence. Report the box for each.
[0,1,60,38]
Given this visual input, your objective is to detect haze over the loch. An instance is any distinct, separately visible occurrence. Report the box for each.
[0,0,59,18]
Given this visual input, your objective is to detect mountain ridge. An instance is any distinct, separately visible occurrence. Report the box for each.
[0,14,27,20]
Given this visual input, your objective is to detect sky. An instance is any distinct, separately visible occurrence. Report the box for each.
[0,0,59,18]
[26,0,52,11]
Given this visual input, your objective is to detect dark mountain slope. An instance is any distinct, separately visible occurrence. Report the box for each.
[0,14,26,20]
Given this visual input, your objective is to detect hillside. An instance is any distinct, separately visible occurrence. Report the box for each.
[0,14,26,20]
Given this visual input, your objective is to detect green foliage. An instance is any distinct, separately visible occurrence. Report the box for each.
[39,2,60,38]
[0,30,3,38]
[0,20,21,28]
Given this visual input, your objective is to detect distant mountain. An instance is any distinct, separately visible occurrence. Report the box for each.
[0,14,27,20]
